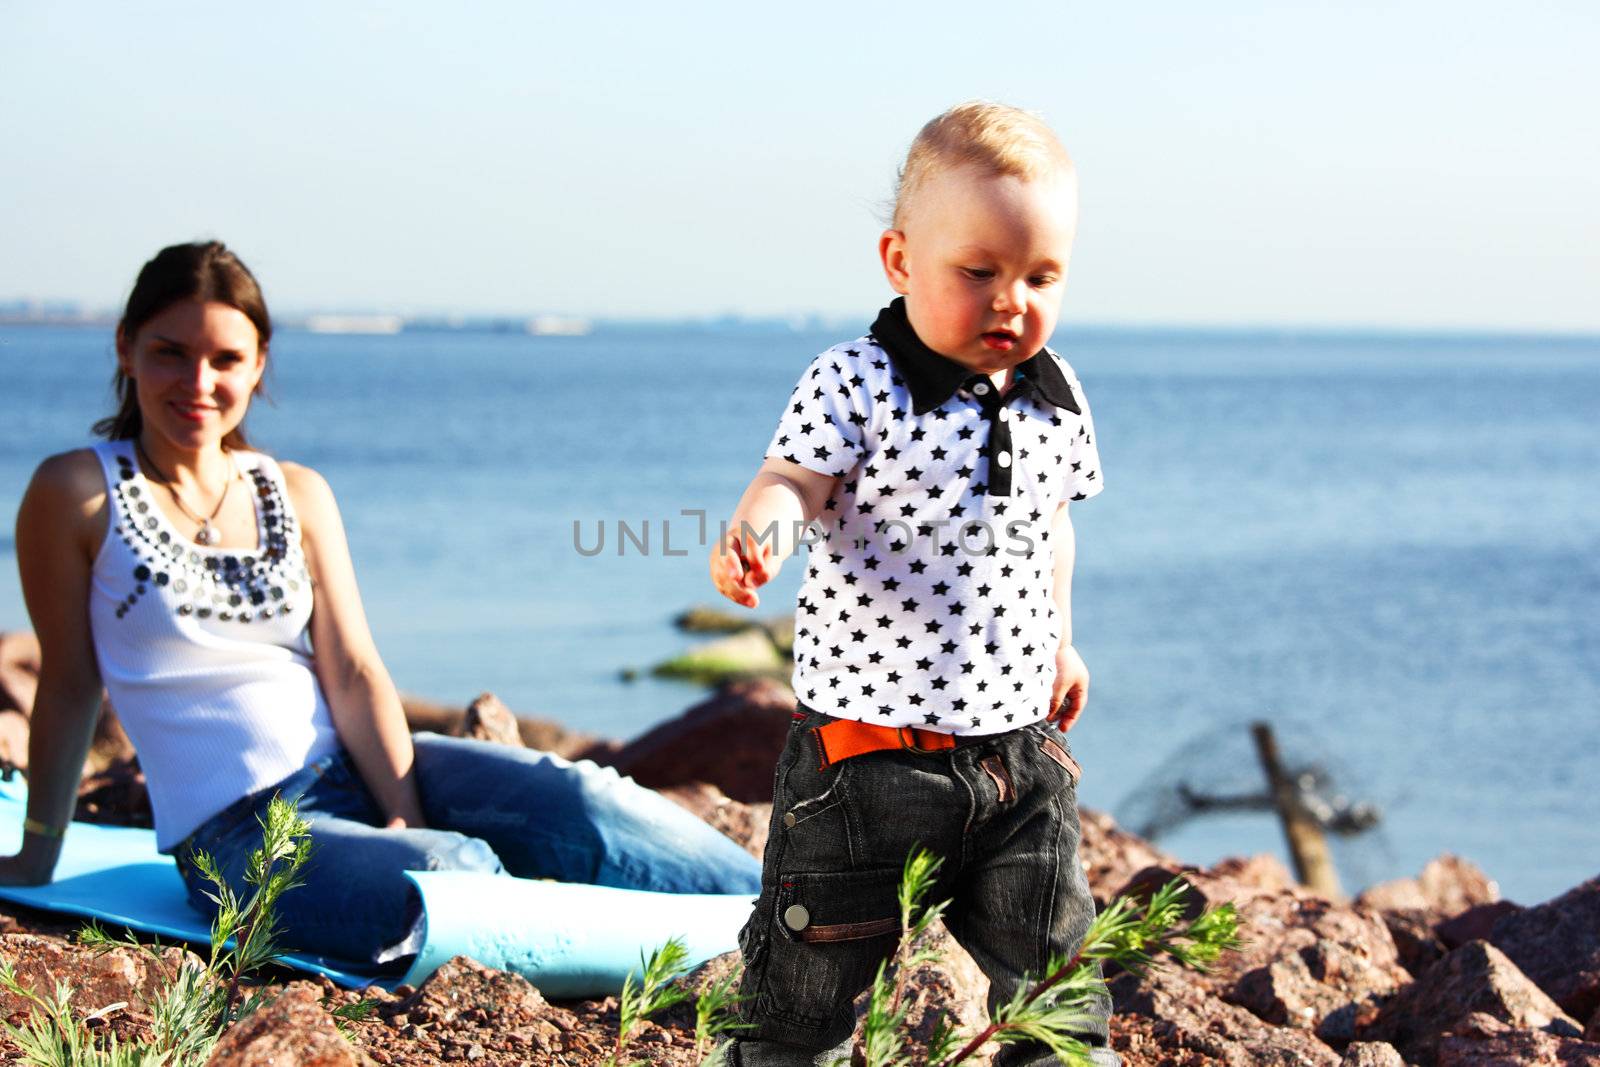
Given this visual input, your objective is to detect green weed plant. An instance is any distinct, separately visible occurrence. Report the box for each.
[0,795,313,1067]
[610,848,1241,1067]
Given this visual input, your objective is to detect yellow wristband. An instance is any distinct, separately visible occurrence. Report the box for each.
[23,817,65,839]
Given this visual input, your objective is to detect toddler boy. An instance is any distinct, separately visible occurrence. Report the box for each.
[710,102,1117,1067]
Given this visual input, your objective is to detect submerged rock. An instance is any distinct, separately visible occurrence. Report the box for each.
[650,629,789,685]
[673,605,765,634]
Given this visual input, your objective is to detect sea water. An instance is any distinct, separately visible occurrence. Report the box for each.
[2,323,1596,904]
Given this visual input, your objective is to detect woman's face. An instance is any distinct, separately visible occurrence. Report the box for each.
[116,300,265,454]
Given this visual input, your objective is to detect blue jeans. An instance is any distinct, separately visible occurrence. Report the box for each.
[175,732,763,964]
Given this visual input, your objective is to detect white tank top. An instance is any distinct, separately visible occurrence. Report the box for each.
[88,441,341,851]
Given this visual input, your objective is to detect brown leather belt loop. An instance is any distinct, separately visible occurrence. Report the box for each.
[813,717,957,770]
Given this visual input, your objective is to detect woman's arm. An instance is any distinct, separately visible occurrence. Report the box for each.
[284,463,425,829]
[0,452,111,884]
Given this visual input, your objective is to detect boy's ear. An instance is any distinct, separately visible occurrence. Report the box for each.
[878,230,912,295]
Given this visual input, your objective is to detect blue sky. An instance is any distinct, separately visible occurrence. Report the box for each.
[2,2,1596,329]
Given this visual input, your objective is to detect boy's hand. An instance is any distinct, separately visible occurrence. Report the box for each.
[710,529,778,608]
[1047,644,1090,732]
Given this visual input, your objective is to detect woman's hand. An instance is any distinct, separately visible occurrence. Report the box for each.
[1047,643,1090,732]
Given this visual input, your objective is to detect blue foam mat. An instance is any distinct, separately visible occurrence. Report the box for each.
[0,780,754,997]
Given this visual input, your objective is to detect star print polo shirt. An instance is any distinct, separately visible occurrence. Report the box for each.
[764,298,1104,736]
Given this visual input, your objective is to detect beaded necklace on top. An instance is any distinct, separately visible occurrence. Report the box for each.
[133,439,236,546]
[108,444,307,624]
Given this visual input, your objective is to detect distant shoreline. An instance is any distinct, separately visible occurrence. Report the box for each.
[3,314,1598,345]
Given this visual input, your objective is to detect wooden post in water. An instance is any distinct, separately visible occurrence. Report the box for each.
[1252,721,1343,900]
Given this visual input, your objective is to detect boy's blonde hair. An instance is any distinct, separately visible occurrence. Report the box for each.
[893,101,1074,229]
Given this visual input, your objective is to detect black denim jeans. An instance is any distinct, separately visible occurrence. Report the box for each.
[730,708,1119,1067]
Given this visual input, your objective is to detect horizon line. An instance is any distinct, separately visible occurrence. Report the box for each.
[2,305,1597,344]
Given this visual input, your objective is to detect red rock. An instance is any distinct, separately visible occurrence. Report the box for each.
[1378,908,1446,976]
[1435,1011,1600,1066]
[658,781,771,858]
[204,981,372,1066]
[1438,901,1523,950]
[1362,940,1581,1063]
[856,927,989,1057]
[0,932,200,1018]
[1417,856,1499,918]
[0,709,26,773]
[458,692,523,748]
[401,693,598,759]
[1356,855,1498,923]
[88,701,137,773]
[1489,877,1600,1021]
[1129,866,1410,1039]
[1355,879,1430,915]
[74,762,153,828]
[1338,1042,1405,1067]
[1230,951,1357,1031]
[407,955,572,1040]
[0,632,135,778]
[1111,965,1341,1066]
[0,631,40,718]
[601,678,796,802]
[1078,808,1179,904]
[1211,854,1299,894]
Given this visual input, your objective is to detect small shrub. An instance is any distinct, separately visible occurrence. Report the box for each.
[1,795,314,1067]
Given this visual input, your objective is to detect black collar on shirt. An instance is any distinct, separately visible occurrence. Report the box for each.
[870,298,1081,416]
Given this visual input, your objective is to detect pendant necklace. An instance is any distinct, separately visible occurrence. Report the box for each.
[134,440,235,546]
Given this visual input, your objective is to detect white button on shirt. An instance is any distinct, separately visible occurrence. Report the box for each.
[763,303,1104,735]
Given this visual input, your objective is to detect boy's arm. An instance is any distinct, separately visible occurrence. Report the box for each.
[710,457,837,609]
[1047,500,1090,731]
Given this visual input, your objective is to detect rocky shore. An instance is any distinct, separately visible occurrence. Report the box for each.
[1,632,1597,1065]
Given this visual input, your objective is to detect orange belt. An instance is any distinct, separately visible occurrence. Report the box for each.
[809,715,956,769]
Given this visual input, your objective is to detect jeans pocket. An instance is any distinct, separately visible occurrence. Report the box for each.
[1036,729,1082,787]
[775,739,856,871]
[758,867,902,1029]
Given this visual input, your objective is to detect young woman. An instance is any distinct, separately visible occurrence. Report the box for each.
[1,241,760,963]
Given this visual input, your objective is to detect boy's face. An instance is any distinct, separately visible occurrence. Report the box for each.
[879,164,1078,373]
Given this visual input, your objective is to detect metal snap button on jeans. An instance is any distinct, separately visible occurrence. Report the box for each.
[783,811,798,828]
[783,904,811,931]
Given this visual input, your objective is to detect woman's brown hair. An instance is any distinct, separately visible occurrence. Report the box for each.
[95,241,271,448]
